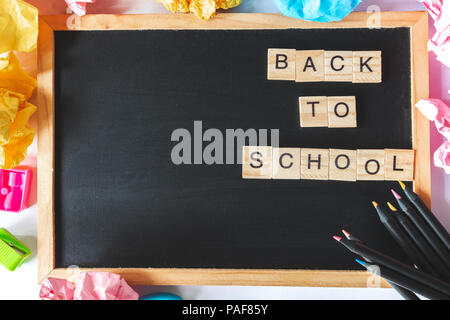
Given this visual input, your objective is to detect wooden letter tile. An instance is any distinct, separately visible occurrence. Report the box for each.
[385,149,415,181]
[242,146,272,179]
[353,51,382,83]
[324,51,353,82]
[295,50,324,82]
[272,148,301,179]
[300,148,329,180]
[299,96,328,127]
[357,150,386,180]
[329,149,357,181]
[328,96,357,128]
[267,49,296,81]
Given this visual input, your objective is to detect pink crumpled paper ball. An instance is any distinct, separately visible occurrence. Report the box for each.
[65,0,95,16]
[416,98,450,174]
[416,98,450,140]
[39,271,139,300]
[418,0,450,67]
[434,140,450,174]
[39,277,75,300]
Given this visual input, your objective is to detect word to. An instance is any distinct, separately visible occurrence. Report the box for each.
[300,96,357,128]
[242,146,414,181]
[268,49,382,83]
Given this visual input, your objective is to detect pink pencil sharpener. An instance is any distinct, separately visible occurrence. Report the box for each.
[0,168,32,212]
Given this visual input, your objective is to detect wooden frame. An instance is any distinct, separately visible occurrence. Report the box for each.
[37,12,430,286]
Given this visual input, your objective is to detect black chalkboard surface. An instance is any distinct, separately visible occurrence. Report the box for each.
[53,27,413,271]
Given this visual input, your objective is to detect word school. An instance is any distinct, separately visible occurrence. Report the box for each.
[267,49,382,83]
[242,146,414,181]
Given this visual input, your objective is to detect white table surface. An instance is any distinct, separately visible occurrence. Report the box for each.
[0,0,448,300]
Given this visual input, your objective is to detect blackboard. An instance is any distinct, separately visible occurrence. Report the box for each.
[37,13,430,286]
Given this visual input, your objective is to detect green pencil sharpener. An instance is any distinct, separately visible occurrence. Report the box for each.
[0,228,31,271]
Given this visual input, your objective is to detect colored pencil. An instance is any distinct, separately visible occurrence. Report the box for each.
[372,201,434,273]
[342,230,420,300]
[387,202,449,279]
[391,189,450,270]
[355,259,449,300]
[333,235,450,296]
[389,282,421,300]
[388,282,421,300]
[399,181,450,251]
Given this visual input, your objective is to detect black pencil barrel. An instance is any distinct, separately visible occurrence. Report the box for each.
[347,234,419,300]
[389,282,420,300]
[394,196,450,271]
[338,238,450,296]
[365,264,450,300]
[403,186,450,251]
[374,205,435,273]
[394,211,449,279]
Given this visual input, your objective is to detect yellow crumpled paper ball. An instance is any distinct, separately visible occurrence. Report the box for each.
[158,0,242,20]
[0,88,36,169]
[0,52,37,100]
[0,0,38,53]
[0,126,35,169]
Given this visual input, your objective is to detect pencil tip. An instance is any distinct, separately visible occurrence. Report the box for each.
[398,181,406,190]
[333,236,342,242]
[391,189,402,199]
[341,229,350,238]
[372,201,378,208]
[355,259,366,267]
[387,202,397,211]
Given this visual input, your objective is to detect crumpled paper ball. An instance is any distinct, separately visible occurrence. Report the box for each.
[418,0,450,67]
[274,0,362,22]
[0,89,21,146]
[65,0,96,17]
[416,98,450,140]
[0,52,37,101]
[157,0,242,20]
[434,140,450,174]
[416,98,450,174]
[0,89,36,169]
[0,126,35,169]
[40,272,139,300]
[39,277,76,300]
[0,0,38,53]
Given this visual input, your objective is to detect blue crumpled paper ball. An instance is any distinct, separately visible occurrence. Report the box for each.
[274,0,362,23]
